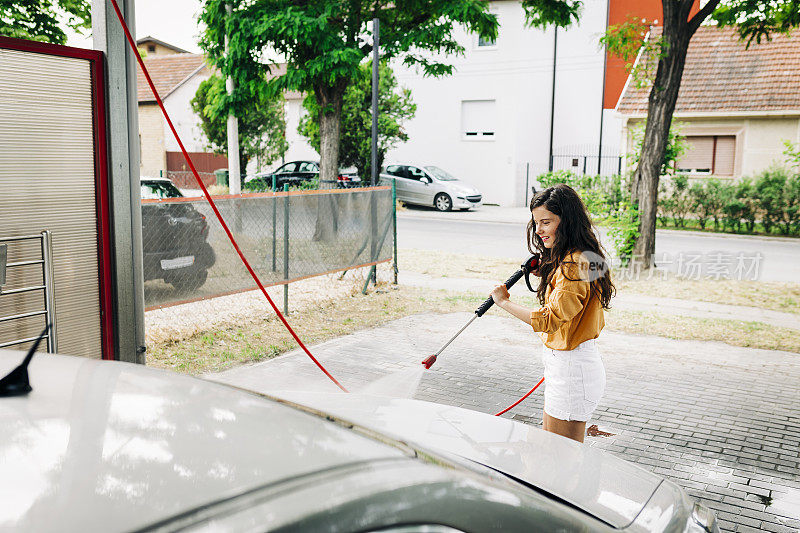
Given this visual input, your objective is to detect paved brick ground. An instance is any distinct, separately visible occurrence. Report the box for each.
[209,312,800,532]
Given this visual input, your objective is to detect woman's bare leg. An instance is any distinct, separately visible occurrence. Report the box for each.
[543,412,586,443]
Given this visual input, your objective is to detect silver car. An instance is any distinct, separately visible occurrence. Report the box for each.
[381,164,483,211]
[1,349,719,532]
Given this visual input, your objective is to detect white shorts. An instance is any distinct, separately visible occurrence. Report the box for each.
[541,339,605,422]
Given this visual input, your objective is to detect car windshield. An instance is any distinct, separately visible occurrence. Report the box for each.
[424,166,458,181]
[141,181,183,200]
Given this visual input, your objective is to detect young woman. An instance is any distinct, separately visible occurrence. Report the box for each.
[490,184,615,443]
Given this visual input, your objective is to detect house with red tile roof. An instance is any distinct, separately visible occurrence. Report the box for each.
[136,52,229,187]
[617,25,800,180]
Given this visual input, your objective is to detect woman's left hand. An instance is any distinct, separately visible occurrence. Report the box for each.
[491,285,510,304]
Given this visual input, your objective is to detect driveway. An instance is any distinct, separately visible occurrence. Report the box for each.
[208,312,800,533]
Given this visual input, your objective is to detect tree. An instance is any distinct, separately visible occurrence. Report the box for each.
[200,0,495,193]
[191,73,288,177]
[297,61,416,181]
[604,0,800,268]
[0,0,91,44]
[199,0,579,239]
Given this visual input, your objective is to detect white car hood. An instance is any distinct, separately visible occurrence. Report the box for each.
[274,391,662,529]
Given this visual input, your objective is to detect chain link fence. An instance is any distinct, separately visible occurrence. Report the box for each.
[142,187,394,310]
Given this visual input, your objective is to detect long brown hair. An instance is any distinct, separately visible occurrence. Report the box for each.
[526,184,615,309]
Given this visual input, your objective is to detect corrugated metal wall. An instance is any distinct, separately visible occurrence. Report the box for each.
[0,48,103,359]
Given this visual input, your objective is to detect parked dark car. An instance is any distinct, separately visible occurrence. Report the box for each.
[243,160,361,190]
[140,178,215,291]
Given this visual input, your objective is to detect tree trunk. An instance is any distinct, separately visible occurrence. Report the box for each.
[313,81,347,242]
[631,7,695,269]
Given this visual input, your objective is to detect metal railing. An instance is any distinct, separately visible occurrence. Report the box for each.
[0,231,57,352]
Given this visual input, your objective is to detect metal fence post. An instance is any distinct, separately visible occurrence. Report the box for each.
[283,183,289,315]
[41,230,57,353]
[272,175,277,272]
[392,179,398,284]
[525,162,530,206]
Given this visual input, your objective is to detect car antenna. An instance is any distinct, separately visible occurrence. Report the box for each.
[0,324,50,397]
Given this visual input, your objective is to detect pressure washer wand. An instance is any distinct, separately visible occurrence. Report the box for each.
[422,255,539,370]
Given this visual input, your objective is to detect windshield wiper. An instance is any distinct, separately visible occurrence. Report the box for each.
[0,324,50,397]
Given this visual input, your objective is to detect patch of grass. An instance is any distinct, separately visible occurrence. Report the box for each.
[146,284,461,375]
[604,309,800,353]
[509,293,800,353]
[148,279,798,376]
[399,248,800,315]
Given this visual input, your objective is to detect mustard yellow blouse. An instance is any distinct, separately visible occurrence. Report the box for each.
[529,251,605,351]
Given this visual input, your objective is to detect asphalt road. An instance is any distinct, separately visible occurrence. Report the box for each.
[397,216,799,282]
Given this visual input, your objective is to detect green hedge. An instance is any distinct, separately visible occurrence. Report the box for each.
[658,168,800,236]
[536,168,800,238]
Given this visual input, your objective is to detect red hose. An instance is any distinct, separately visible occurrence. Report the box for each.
[108,0,347,392]
[494,377,544,416]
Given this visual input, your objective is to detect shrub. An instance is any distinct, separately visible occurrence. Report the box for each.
[688,182,710,230]
[606,200,640,265]
[725,178,757,233]
[754,168,788,234]
[657,180,673,227]
[780,173,800,235]
[660,174,692,228]
[535,171,625,220]
[705,179,733,231]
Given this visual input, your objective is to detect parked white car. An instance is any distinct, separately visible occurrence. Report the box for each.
[381,164,483,211]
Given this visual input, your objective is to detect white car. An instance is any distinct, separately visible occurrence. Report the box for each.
[0,347,719,532]
[381,164,483,211]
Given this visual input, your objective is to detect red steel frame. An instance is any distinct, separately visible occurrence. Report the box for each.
[0,36,116,361]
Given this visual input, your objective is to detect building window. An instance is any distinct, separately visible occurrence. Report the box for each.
[676,135,735,176]
[148,45,156,53]
[461,100,496,140]
[478,34,496,47]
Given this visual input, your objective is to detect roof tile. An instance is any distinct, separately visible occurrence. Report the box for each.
[617,26,800,115]
[136,54,208,103]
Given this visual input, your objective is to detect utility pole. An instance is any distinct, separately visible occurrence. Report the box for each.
[548,27,557,173]
[368,17,380,285]
[225,3,241,194]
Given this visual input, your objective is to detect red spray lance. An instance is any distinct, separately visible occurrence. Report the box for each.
[422,254,540,370]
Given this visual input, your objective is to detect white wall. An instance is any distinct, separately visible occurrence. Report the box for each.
[163,68,210,153]
[275,0,616,205]
[384,0,611,206]
[282,97,319,167]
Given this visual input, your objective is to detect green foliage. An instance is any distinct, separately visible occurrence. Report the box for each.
[600,15,664,88]
[290,177,319,191]
[704,178,730,231]
[0,0,90,44]
[754,167,789,234]
[199,0,500,120]
[536,170,624,218]
[191,74,288,175]
[521,0,582,28]
[629,120,688,176]
[607,200,640,265]
[784,140,800,170]
[659,174,693,228]
[298,62,416,181]
[712,0,800,46]
[722,178,756,233]
[657,170,800,237]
